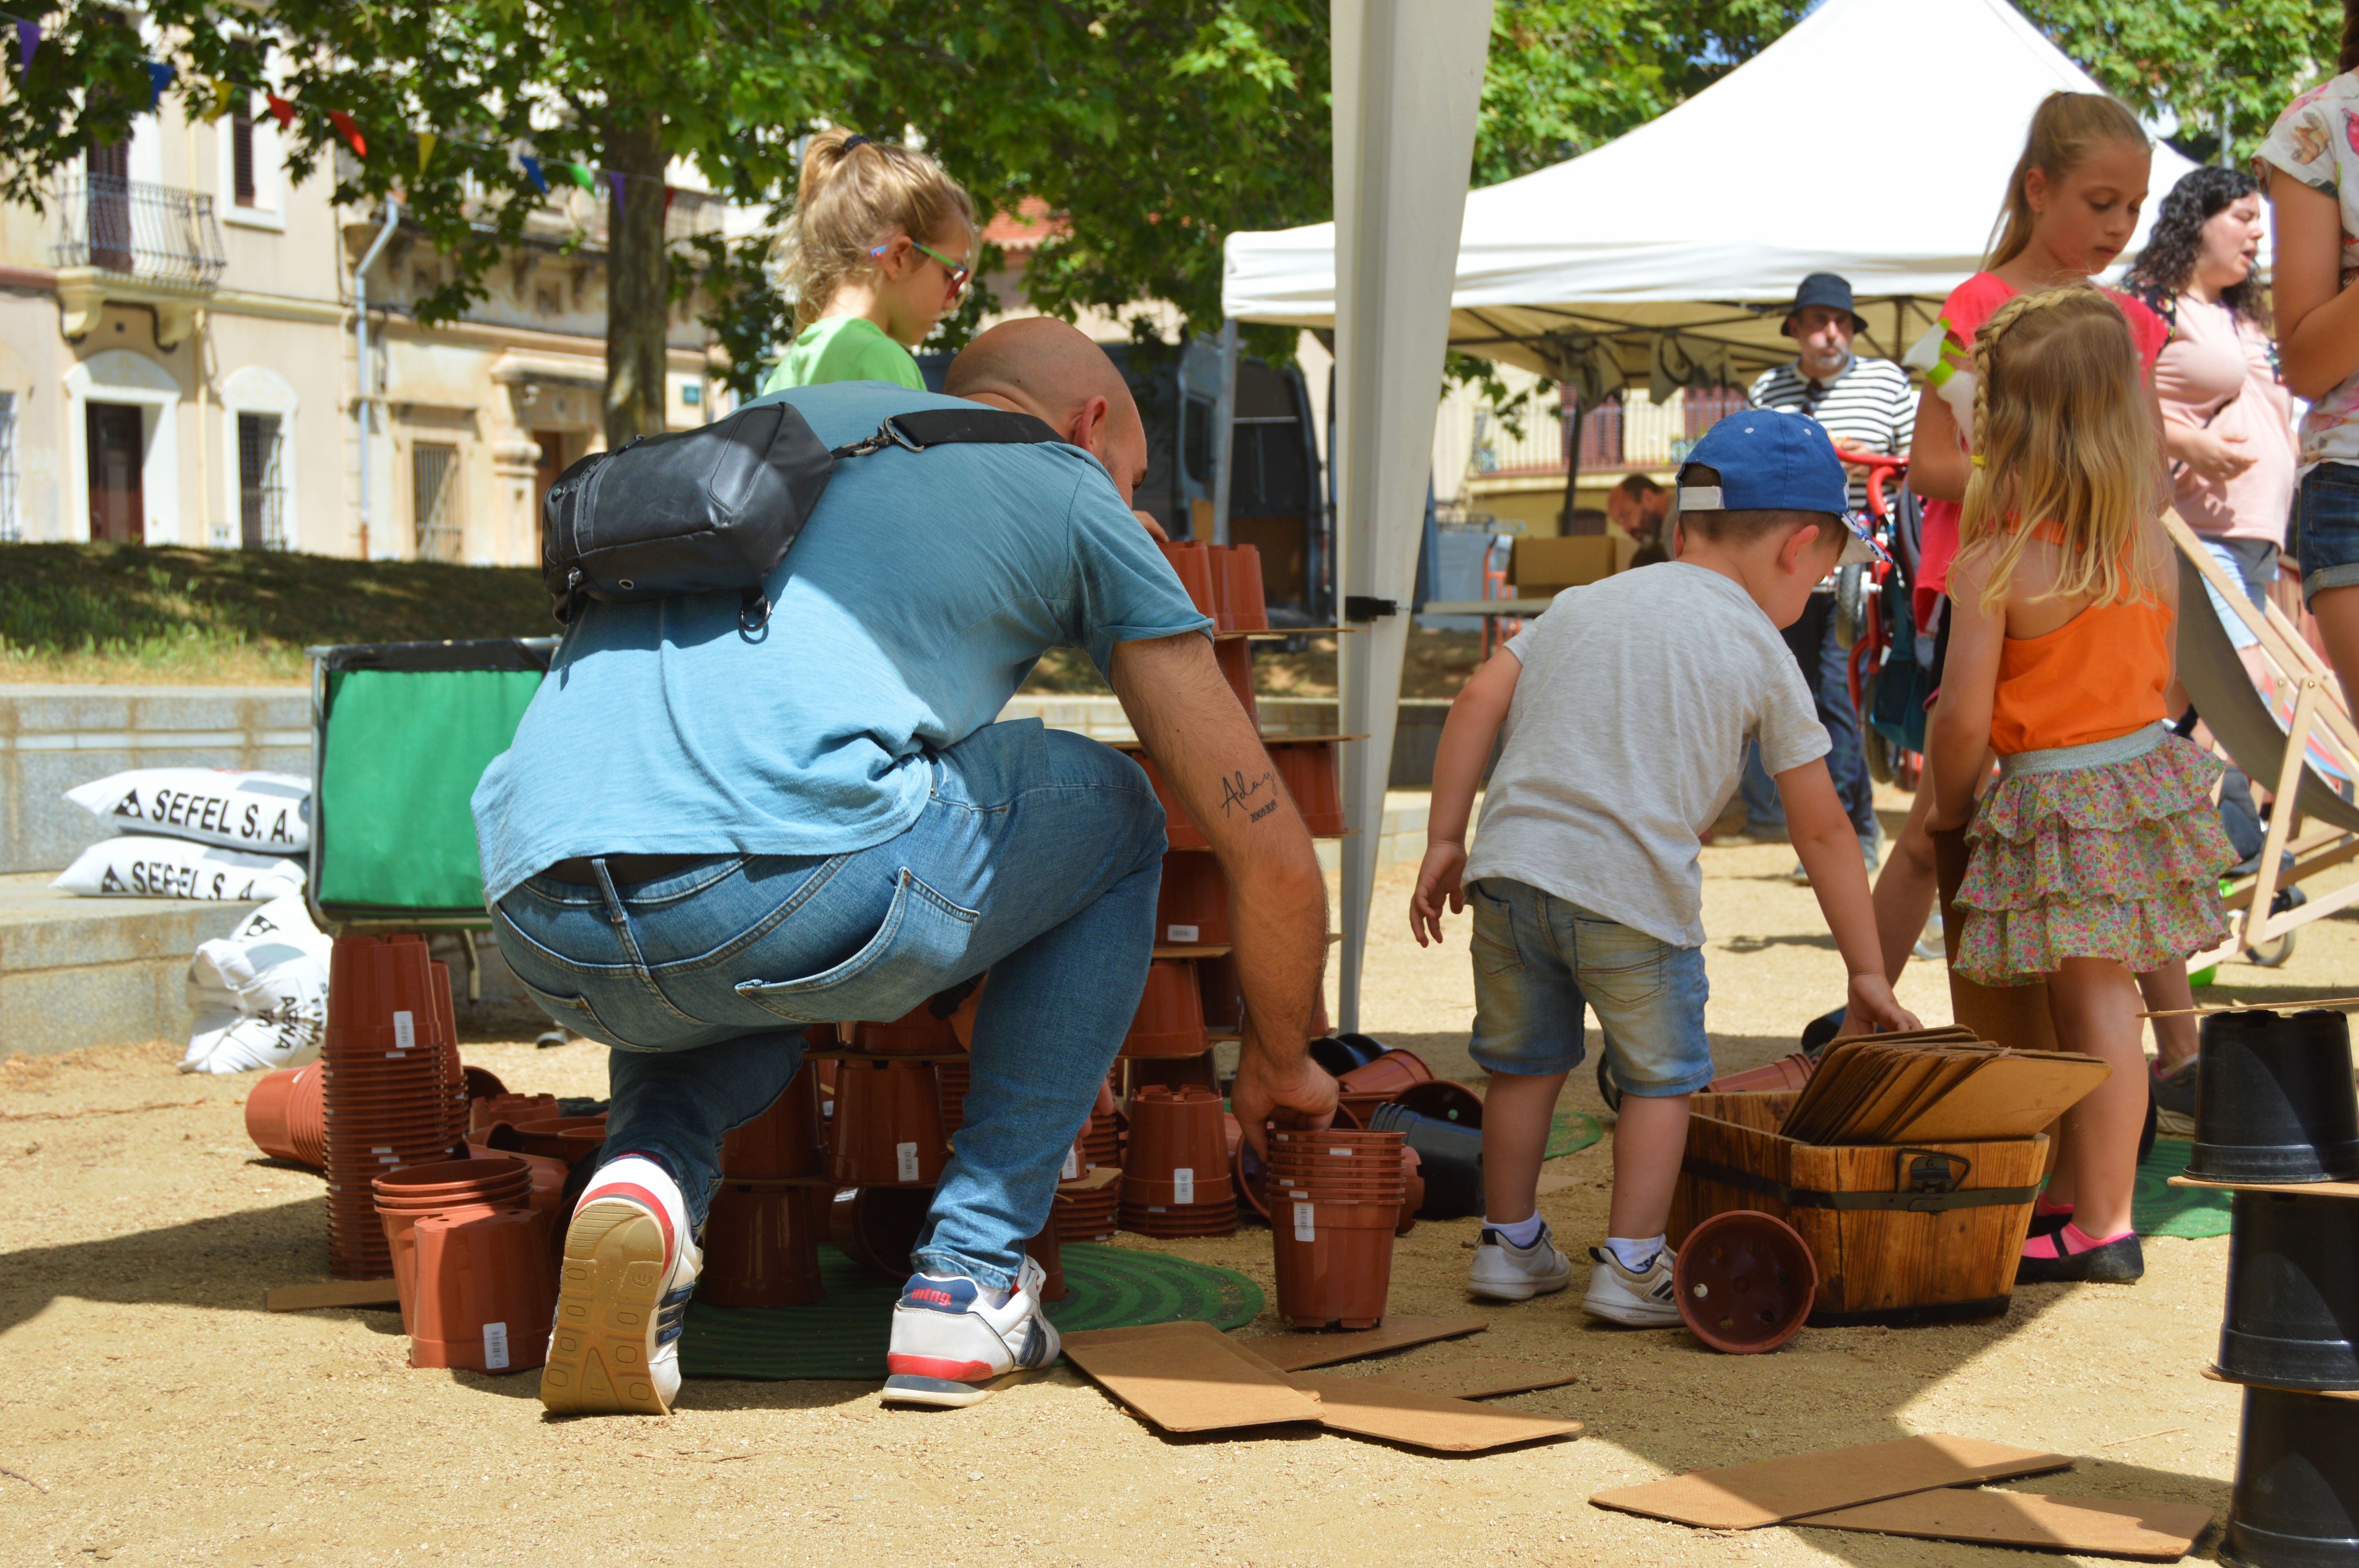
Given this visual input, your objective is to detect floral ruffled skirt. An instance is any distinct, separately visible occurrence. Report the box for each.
[1956,728,2234,987]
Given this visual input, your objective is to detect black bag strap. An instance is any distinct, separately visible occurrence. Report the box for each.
[828,406,1061,460]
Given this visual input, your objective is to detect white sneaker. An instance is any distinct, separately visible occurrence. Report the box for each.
[1787,859,1811,886]
[882,1254,1061,1408]
[1912,908,1946,963]
[1582,1245,1681,1327]
[541,1169,702,1416]
[1467,1222,1574,1301]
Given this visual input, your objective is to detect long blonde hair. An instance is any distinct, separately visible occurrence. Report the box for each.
[1958,287,2161,615]
[774,129,975,330]
[1986,92,2149,269]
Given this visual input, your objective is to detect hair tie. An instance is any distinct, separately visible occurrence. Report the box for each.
[1970,454,1986,468]
[841,134,873,151]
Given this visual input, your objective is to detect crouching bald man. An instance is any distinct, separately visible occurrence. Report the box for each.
[471,319,1334,1415]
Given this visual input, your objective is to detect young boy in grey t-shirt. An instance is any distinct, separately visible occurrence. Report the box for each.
[1408,409,1917,1324]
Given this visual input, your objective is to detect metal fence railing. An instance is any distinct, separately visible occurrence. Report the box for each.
[1471,388,1736,477]
[51,174,227,287]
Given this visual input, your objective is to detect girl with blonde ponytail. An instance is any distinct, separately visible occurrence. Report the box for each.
[1926,286,2234,1288]
[760,129,978,393]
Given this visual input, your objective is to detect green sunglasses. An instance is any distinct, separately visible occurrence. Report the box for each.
[870,237,971,297]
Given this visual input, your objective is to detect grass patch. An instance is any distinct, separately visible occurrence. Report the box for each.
[0,543,554,685]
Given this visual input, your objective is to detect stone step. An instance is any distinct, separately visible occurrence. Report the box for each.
[0,871,263,1059]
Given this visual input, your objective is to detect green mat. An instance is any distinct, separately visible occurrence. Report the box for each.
[678,1243,1264,1381]
[1548,1109,1604,1160]
[2136,1137,2232,1240]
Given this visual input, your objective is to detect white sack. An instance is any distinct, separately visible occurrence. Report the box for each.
[51,835,305,901]
[180,896,333,1074]
[65,767,310,854]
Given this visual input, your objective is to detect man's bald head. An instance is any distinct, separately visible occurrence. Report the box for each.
[947,318,1149,504]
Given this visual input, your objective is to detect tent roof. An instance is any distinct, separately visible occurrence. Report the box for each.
[1221,0,2202,383]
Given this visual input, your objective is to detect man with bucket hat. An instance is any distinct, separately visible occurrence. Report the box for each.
[1733,272,1916,877]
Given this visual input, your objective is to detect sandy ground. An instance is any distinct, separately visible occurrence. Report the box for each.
[5,787,2350,1567]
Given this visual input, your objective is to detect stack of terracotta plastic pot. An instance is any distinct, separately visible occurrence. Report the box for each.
[1212,639,1260,726]
[1334,1047,1436,1127]
[1055,1080,1124,1243]
[830,1059,949,1187]
[1131,751,1208,851]
[1121,959,1210,1058]
[469,1092,562,1141]
[409,1209,555,1373]
[1236,1123,1421,1237]
[1158,539,1216,618]
[1154,853,1229,947]
[702,1067,827,1307]
[503,1114,608,1165]
[465,1140,571,1221]
[1207,544,1268,633]
[373,1155,535,1332]
[1266,1127,1407,1329]
[936,1059,971,1137]
[323,935,465,1278]
[245,1062,327,1168]
[1121,1085,1238,1238]
[1268,741,1345,835]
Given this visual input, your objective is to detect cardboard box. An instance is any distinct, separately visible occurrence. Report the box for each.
[1509,532,1637,596]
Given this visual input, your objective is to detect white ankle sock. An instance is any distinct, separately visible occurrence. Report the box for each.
[1605,1234,1665,1272]
[581,1155,690,1261]
[1486,1214,1546,1249]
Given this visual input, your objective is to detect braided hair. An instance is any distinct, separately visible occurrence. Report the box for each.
[2122,165,2268,327]
[1958,287,2163,616]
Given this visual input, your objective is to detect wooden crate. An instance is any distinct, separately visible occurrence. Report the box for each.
[1671,1097,2046,1327]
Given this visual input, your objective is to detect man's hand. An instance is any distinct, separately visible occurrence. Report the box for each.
[1410,841,1468,946]
[1844,971,1922,1035]
[1232,1043,1339,1159]
[1133,508,1169,541]
[1832,434,1868,453]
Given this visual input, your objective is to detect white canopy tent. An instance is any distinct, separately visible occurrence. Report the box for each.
[1243,0,2205,1030]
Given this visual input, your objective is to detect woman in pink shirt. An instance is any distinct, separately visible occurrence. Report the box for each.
[2125,167,2298,659]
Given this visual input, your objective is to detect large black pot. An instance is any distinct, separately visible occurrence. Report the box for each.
[2222,1385,2359,1566]
[1367,1101,1482,1218]
[2188,1010,2359,1184]
[1308,1033,1389,1078]
[2219,1191,2359,1391]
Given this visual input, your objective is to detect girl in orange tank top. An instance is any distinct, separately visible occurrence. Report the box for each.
[1928,288,2233,1287]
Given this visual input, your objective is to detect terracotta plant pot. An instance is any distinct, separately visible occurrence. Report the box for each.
[830,1185,934,1277]
[465,1142,569,1219]
[322,933,453,1279]
[1025,1224,1068,1303]
[2190,1009,2359,1183]
[829,1060,949,1187]
[507,1116,609,1165]
[1198,955,1243,1032]
[1123,1052,1221,1102]
[409,1208,555,1373]
[1708,1054,1818,1094]
[245,1066,305,1163]
[1270,1195,1400,1329]
[1209,544,1269,633]
[1053,1182,1122,1244]
[1122,959,1209,1058]
[1337,1047,1436,1102]
[2218,1189,2359,1391]
[721,1065,825,1180]
[1674,1209,1817,1354]
[1213,637,1260,726]
[1154,851,1230,947]
[2223,1384,2359,1566]
[284,1064,327,1168]
[1157,539,1216,617]
[853,1004,961,1056]
[461,1065,508,1102]
[937,1060,972,1138]
[1132,752,1208,850]
[1268,740,1344,834]
[699,1184,825,1307]
[1394,1079,1483,1128]
[374,1156,535,1328]
[469,1093,561,1142]
[1123,1084,1238,1233]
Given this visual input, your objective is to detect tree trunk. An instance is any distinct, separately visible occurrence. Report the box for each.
[603,113,670,449]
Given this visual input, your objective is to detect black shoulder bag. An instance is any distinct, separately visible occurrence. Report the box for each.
[541,401,1060,628]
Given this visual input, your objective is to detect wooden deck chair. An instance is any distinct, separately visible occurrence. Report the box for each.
[2166,508,2359,969]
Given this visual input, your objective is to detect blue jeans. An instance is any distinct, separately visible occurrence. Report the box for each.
[1744,593,1877,843]
[1465,878,1714,1096]
[488,718,1167,1290]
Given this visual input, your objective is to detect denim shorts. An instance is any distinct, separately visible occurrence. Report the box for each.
[1465,877,1714,1096]
[2295,462,2359,604]
[2196,535,2278,651]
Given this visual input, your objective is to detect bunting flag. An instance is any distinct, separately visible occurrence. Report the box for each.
[415,131,437,174]
[518,154,547,194]
[142,60,174,111]
[327,109,365,158]
[204,76,234,123]
[662,185,676,214]
[604,170,625,208]
[564,162,596,192]
[14,18,36,74]
[264,92,295,131]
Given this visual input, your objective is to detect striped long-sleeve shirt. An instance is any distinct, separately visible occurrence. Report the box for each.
[1746,356,1917,512]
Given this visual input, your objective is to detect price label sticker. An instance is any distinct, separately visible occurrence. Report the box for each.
[483,1321,510,1371]
[1062,1147,1080,1181]
[1173,1168,1194,1205]
[393,1011,416,1053]
[1293,1201,1316,1242]
[896,1141,920,1183]
[1166,924,1199,944]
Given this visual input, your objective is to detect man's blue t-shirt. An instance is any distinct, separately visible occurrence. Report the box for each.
[471,381,1210,903]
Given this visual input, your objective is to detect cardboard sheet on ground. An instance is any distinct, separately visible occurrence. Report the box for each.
[1355,1358,1577,1400]
[1245,1316,1489,1370]
[1059,1321,1318,1432]
[1287,1372,1581,1452]
[1589,1436,2075,1529]
[1794,1490,2214,1559]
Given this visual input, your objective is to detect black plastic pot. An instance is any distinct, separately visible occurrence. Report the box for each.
[2222,1384,2359,1566]
[1396,1079,1484,1129]
[2219,1191,2359,1391]
[2188,1010,2359,1184]
[1309,1034,1389,1078]
[1367,1101,1482,1218]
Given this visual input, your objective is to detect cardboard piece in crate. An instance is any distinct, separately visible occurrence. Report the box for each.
[1779,1036,2111,1145]
[1509,532,1639,597]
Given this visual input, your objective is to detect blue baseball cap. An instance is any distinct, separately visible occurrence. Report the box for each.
[1676,408,1886,566]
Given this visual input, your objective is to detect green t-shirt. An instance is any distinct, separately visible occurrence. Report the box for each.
[760,315,925,394]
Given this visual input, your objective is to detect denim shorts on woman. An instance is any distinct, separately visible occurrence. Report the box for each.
[1465,877,1713,1096]
[2295,462,2359,605]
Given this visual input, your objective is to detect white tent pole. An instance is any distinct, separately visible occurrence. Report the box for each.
[1331,0,1493,1031]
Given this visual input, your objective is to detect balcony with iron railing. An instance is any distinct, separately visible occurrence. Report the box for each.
[51,174,227,288]
[1469,387,1750,479]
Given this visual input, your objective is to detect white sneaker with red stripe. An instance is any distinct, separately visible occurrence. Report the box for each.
[881,1254,1060,1408]
[540,1159,700,1417]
